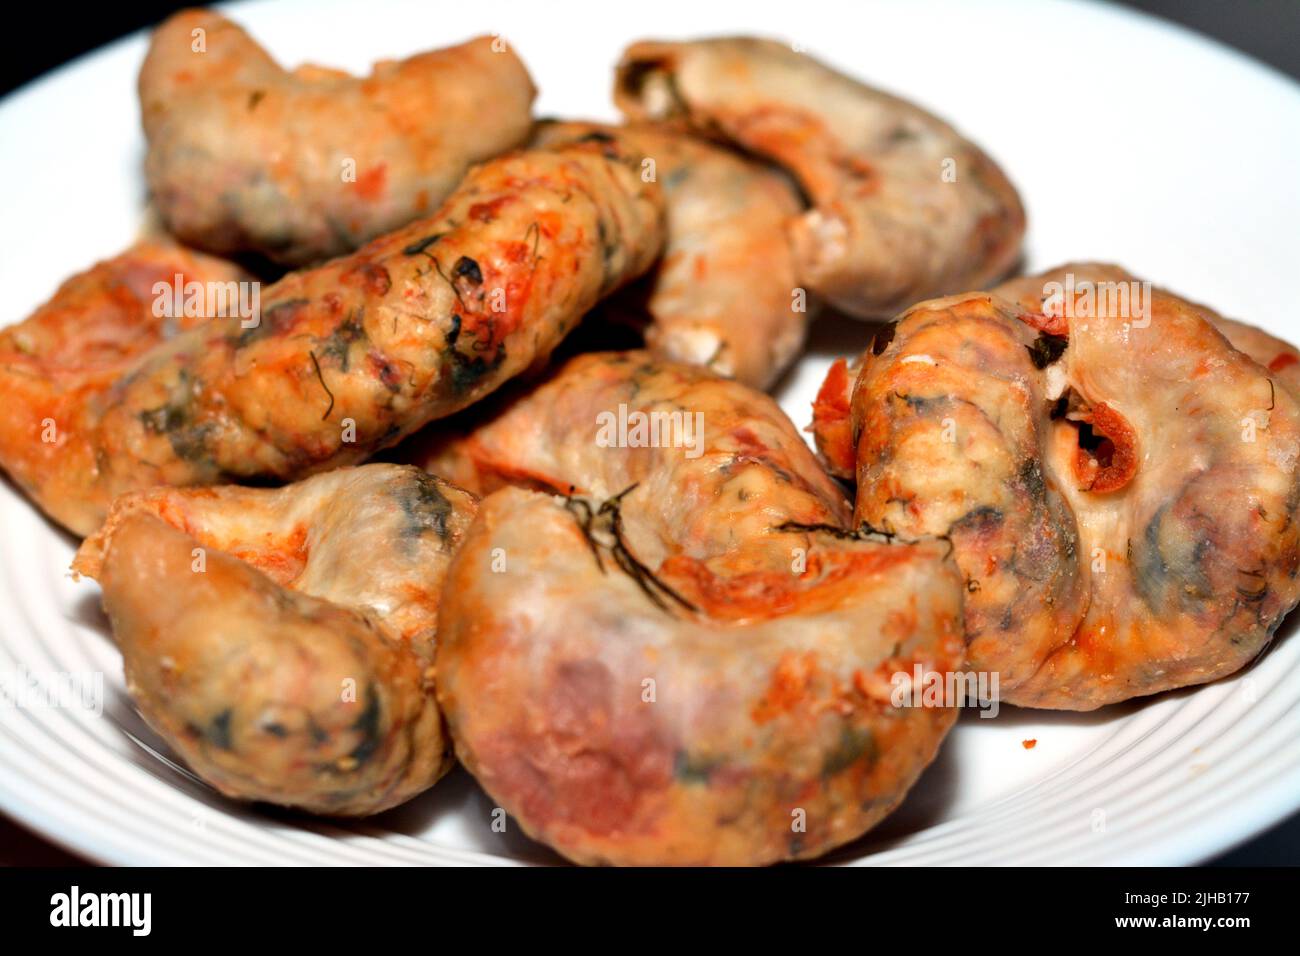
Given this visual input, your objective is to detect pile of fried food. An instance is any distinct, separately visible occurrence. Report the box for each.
[3,10,1298,866]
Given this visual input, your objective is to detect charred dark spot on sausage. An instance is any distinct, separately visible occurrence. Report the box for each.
[443,312,507,394]
[774,519,942,553]
[618,58,688,118]
[871,321,897,355]
[452,256,483,285]
[402,233,446,256]
[431,257,464,310]
[307,716,329,746]
[1236,567,1269,603]
[523,221,542,262]
[166,424,215,464]
[139,403,184,437]
[1026,333,1069,369]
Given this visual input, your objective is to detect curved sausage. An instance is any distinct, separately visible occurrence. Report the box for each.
[433,351,964,865]
[72,463,476,816]
[820,266,1300,708]
[140,10,536,265]
[0,240,249,535]
[532,121,808,388]
[1,140,664,535]
[614,37,1024,319]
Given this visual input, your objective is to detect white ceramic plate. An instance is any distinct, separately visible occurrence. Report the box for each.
[2,0,1299,866]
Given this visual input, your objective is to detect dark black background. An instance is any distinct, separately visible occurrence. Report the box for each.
[0,0,1297,867]
[0,865,1293,941]
[3,0,1297,96]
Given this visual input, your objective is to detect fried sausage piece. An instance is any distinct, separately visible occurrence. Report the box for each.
[615,37,1025,319]
[825,267,1300,709]
[997,261,1300,400]
[0,140,664,536]
[140,10,536,265]
[433,352,964,865]
[814,264,1300,476]
[72,464,476,816]
[0,240,250,535]
[532,121,808,388]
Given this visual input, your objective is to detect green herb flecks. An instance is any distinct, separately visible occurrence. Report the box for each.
[396,471,453,544]
[564,485,698,616]
[309,351,335,421]
[821,725,877,777]
[403,232,446,256]
[139,369,214,464]
[443,312,506,395]
[317,312,368,372]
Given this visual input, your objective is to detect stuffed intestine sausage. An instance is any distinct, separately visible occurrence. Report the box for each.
[140,9,536,265]
[72,464,476,816]
[0,139,664,535]
[813,265,1300,709]
[431,351,965,865]
[615,37,1024,319]
[532,121,808,389]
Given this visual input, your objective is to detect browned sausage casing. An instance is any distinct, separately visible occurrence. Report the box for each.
[816,265,1300,709]
[0,140,664,535]
[74,464,476,815]
[140,10,537,265]
[615,37,1025,319]
[0,240,249,533]
[532,121,809,389]
[433,351,965,865]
